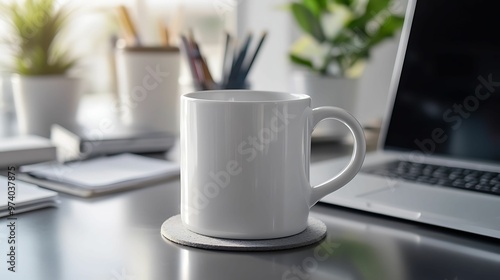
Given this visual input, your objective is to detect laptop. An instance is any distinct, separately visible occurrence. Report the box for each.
[314,0,500,239]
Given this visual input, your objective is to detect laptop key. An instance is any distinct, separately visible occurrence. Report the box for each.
[479,178,490,184]
[464,182,476,189]
[476,185,491,192]
[464,175,477,182]
[437,179,452,186]
[433,171,448,178]
[452,179,465,187]
[481,172,495,179]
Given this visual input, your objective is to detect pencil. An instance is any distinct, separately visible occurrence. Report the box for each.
[117,5,140,46]
[221,32,231,86]
[189,34,207,89]
[227,32,253,88]
[180,35,202,89]
[200,57,216,89]
[238,31,267,85]
[159,21,170,47]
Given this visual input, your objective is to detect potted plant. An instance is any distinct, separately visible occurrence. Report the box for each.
[288,0,404,140]
[3,0,80,137]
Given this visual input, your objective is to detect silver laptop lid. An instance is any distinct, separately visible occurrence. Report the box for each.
[379,0,500,165]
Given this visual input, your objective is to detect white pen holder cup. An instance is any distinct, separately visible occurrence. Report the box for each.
[115,46,181,135]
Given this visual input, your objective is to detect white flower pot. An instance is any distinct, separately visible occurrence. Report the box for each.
[292,71,359,141]
[12,75,81,137]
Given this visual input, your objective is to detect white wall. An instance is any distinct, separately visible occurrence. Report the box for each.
[237,0,408,124]
[356,36,402,123]
[236,0,293,92]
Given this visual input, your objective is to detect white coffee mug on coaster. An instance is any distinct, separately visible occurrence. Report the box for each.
[181,90,366,239]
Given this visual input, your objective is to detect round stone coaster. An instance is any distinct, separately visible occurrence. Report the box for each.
[161,215,327,251]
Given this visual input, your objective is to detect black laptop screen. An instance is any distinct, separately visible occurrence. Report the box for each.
[384,0,500,163]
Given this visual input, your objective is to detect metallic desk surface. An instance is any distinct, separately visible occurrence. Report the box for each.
[1,111,500,280]
[1,144,499,280]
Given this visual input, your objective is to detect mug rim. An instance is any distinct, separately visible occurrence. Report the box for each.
[182,90,310,103]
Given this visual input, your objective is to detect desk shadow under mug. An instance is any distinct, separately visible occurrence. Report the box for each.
[115,46,180,135]
[181,90,366,239]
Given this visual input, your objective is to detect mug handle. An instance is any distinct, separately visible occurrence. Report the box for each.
[308,107,366,206]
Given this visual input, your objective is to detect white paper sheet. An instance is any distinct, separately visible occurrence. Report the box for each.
[0,176,58,215]
[23,154,180,188]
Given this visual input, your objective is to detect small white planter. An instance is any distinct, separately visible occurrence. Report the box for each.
[12,75,81,137]
[292,71,359,141]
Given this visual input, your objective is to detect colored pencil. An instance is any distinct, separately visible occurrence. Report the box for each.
[117,5,140,46]
[200,57,216,89]
[221,32,231,86]
[180,30,267,90]
[180,35,202,89]
[159,21,170,47]
[189,33,207,89]
[227,32,252,88]
[238,31,267,84]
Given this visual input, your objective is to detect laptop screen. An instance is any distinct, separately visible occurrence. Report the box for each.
[384,0,500,163]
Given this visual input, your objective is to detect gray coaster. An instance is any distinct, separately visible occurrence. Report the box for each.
[161,215,327,251]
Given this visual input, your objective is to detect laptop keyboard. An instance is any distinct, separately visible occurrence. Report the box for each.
[362,161,500,196]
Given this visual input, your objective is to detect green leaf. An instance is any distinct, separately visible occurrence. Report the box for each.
[1,0,76,75]
[286,0,404,77]
[302,0,327,16]
[348,0,393,31]
[289,53,314,69]
[365,15,404,48]
[331,31,353,45]
[364,0,393,17]
[291,3,326,42]
[332,0,353,6]
[337,14,403,72]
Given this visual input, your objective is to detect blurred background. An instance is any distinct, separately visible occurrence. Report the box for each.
[0,0,407,130]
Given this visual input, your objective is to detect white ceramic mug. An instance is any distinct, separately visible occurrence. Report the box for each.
[180,90,366,239]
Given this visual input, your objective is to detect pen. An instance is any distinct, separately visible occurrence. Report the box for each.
[180,35,202,89]
[238,31,267,85]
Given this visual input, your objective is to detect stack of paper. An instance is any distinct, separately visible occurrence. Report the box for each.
[0,176,58,217]
[19,154,180,197]
[0,136,57,169]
